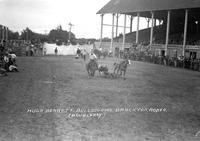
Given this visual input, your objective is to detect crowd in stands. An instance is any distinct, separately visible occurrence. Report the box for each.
[121,26,200,71]
[117,45,200,72]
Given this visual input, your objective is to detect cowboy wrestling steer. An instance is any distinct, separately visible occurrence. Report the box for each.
[113,59,130,79]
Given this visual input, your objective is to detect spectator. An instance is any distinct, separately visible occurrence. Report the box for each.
[25,45,30,56]
[8,64,19,72]
[43,47,47,56]
[9,53,17,64]
[30,48,34,56]
[3,53,10,71]
[82,49,87,61]
[34,46,37,55]
[76,48,81,57]
[0,42,5,60]
[55,47,58,55]
[99,47,102,53]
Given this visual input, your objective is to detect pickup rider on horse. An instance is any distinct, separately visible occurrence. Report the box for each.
[86,50,99,77]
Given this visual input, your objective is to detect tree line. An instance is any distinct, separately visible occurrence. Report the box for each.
[0,25,77,45]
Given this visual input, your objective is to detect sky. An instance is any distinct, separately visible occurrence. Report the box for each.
[0,0,149,39]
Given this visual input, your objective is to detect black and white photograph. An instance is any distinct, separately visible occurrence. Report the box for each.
[0,0,200,140]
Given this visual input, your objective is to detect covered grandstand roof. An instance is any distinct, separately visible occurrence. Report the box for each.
[97,0,200,15]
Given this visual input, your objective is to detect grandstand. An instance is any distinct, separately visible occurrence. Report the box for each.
[97,0,200,59]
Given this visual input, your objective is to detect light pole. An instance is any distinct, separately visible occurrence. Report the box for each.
[26,28,29,41]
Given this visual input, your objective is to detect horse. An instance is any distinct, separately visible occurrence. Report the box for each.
[93,49,108,59]
[86,60,98,77]
[113,59,130,79]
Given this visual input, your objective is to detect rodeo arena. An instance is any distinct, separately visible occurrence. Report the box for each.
[1,0,200,141]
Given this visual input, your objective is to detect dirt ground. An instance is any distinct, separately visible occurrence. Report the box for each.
[0,55,200,141]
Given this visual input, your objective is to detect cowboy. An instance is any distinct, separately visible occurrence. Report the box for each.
[43,47,47,55]
[89,52,97,60]
[25,45,30,56]
[55,47,58,55]
[82,49,87,61]
[88,50,98,70]
[76,48,81,57]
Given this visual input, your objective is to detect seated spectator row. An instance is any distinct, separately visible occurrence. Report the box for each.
[0,40,19,76]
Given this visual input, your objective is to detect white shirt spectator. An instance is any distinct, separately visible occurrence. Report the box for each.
[82,49,87,55]
[9,54,17,59]
[4,56,9,63]
[99,48,102,52]
[26,46,30,51]
[9,65,18,72]
[43,47,47,54]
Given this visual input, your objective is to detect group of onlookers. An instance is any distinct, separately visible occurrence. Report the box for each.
[76,48,88,61]
[0,40,19,76]
[25,44,42,56]
[121,51,200,72]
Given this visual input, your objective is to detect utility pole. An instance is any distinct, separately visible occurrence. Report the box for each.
[26,28,29,41]
[68,22,74,44]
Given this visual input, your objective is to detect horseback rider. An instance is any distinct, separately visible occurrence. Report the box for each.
[89,51,97,61]
[86,50,98,77]
[89,49,98,65]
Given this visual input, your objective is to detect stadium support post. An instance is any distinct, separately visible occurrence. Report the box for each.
[116,14,119,37]
[136,13,140,44]
[110,13,115,53]
[122,14,127,51]
[100,14,104,48]
[147,18,150,28]
[183,9,188,57]
[150,12,154,46]
[165,11,171,56]
[130,15,133,33]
